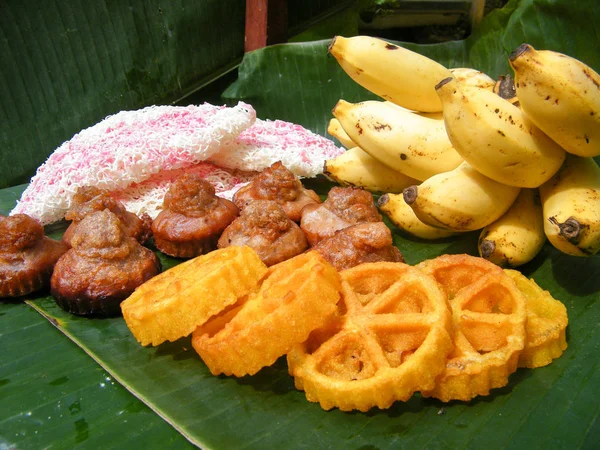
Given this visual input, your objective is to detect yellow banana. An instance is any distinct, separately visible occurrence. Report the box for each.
[509,44,600,157]
[328,35,452,112]
[332,99,463,181]
[538,154,600,256]
[402,161,521,232]
[378,192,459,240]
[327,118,356,149]
[478,188,546,267]
[323,146,418,194]
[450,67,496,90]
[436,76,566,188]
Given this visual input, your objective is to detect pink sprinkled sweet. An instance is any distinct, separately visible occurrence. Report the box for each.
[209,119,344,177]
[12,103,256,225]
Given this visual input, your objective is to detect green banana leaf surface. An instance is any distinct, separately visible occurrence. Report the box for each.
[2,0,600,448]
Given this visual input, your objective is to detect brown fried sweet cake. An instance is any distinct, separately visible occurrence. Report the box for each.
[232,161,321,222]
[217,200,308,266]
[0,214,67,298]
[312,221,404,271]
[300,186,382,246]
[51,209,161,316]
[152,173,239,258]
[63,186,152,247]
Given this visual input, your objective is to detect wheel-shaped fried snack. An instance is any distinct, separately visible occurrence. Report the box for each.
[121,245,268,346]
[287,262,453,412]
[504,269,568,368]
[418,254,527,402]
[192,251,342,377]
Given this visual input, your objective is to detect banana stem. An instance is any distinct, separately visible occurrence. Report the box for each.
[549,216,584,244]
[479,239,496,258]
[403,186,418,204]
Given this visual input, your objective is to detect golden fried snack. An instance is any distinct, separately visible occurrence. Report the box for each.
[418,254,527,402]
[287,262,453,412]
[504,269,568,368]
[121,245,268,346]
[192,251,341,377]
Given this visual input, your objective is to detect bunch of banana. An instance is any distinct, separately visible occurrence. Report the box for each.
[509,44,600,158]
[323,35,600,264]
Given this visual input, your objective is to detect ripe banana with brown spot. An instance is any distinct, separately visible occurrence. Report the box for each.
[323,147,418,194]
[539,154,600,256]
[436,76,566,188]
[328,35,453,112]
[378,193,459,240]
[478,188,546,267]
[402,161,521,232]
[509,43,600,157]
[332,99,463,181]
[450,67,496,90]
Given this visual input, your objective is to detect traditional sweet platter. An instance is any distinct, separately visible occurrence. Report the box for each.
[2,3,600,447]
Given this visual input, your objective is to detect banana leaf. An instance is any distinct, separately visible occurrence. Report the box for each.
[2,0,600,448]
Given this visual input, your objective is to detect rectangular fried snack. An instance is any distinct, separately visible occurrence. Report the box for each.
[121,246,268,346]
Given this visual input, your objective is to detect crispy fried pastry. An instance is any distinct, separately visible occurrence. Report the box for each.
[217,200,308,266]
[418,254,527,402]
[300,186,382,246]
[62,186,152,247]
[192,251,342,377]
[152,173,239,258]
[0,214,67,298]
[287,262,453,411]
[121,245,268,346]
[312,221,404,271]
[504,269,568,368]
[232,161,321,222]
[51,210,161,316]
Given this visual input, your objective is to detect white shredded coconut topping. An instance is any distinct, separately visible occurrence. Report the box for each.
[111,162,255,219]
[11,103,256,224]
[10,104,344,224]
[209,119,344,177]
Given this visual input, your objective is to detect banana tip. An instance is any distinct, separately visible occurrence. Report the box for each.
[435,77,454,91]
[377,194,389,208]
[549,216,583,244]
[509,43,533,63]
[328,36,339,55]
[479,239,496,258]
[403,186,418,205]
